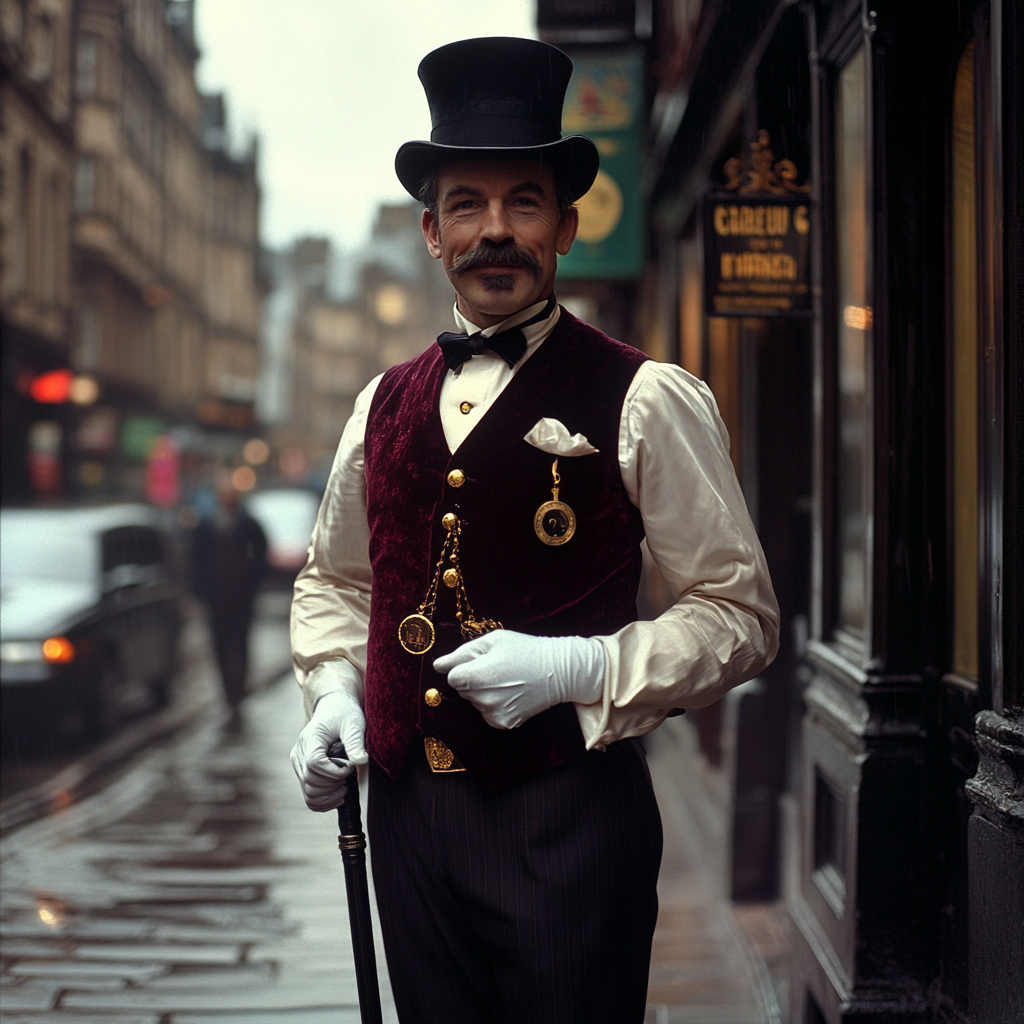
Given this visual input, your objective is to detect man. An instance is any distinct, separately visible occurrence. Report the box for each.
[191,471,267,729]
[290,37,778,1024]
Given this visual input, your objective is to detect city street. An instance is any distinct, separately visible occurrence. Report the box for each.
[0,598,782,1024]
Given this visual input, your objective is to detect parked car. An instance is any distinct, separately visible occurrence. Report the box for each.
[0,504,183,749]
[244,488,320,585]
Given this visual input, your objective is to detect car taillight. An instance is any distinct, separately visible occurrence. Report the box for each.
[42,637,75,664]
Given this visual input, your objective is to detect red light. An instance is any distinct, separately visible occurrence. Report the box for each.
[30,370,73,404]
[42,637,75,663]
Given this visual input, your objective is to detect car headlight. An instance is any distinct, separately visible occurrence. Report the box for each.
[1,638,75,664]
[1,641,45,664]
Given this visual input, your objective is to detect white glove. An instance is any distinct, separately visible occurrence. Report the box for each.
[433,630,606,730]
[289,691,368,811]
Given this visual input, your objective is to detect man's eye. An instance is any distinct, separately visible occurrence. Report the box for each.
[513,197,538,206]
[453,200,475,210]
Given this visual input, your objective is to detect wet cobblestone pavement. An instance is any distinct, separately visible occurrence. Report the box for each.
[0,675,397,1023]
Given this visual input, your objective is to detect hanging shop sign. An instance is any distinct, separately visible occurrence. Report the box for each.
[557,47,644,280]
[704,130,813,317]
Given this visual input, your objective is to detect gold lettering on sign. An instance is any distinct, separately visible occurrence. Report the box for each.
[713,205,791,237]
[720,252,798,282]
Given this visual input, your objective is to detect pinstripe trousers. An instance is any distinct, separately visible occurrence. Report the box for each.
[367,738,663,1024]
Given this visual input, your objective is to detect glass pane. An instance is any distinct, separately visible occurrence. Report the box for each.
[835,48,870,634]
[952,42,979,681]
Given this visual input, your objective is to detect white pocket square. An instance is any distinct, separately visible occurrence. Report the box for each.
[523,418,599,456]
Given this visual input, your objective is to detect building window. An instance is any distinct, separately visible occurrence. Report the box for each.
[834,46,871,636]
[40,171,59,303]
[29,13,54,81]
[76,33,98,97]
[77,304,102,371]
[14,147,34,296]
[950,41,978,684]
[11,0,27,49]
[75,155,96,212]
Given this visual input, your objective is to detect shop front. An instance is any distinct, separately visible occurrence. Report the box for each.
[642,0,1022,1020]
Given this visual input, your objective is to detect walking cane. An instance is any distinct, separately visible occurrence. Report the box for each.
[327,741,384,1024]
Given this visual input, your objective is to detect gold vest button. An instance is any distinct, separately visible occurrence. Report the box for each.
[424,688,442,707]
[442,512,458,531]
[447,469,466,488]
[459,401,473,414]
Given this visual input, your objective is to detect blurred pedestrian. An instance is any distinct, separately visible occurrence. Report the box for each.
[191,473,267,727]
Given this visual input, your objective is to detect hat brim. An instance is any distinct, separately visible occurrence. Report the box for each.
[395,135,599,203]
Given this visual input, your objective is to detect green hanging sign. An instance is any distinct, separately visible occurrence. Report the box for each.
[557,48,644,281]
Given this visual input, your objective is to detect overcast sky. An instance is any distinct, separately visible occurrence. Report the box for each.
[194,1,536,253]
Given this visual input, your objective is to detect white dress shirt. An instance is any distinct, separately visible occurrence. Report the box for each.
[291,300,779,750]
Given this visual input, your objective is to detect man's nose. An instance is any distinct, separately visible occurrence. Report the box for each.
[479,199,513,243]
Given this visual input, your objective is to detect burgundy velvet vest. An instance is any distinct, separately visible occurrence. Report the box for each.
[362,310,649,791]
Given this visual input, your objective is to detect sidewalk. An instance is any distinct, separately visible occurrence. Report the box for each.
[645,719,786,1024]
[1,672,781,1023]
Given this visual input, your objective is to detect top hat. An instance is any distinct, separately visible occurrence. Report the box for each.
[395,37,599,202]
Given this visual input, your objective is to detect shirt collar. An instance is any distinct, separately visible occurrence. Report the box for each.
[452,296,561,352]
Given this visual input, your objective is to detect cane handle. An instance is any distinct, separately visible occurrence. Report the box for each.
[327,740,363,836]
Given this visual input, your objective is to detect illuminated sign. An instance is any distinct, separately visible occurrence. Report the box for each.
[120,416,167,461]
[30,370,73,403]
[29,370,101,404]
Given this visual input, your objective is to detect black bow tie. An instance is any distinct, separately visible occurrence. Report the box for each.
[436,297,556,372]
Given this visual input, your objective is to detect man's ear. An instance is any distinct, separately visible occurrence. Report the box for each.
[422,209,442,259]
[556,206,579,256]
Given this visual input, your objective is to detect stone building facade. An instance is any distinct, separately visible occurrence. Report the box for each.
[541,1,1022,1021]
[1,0,264,502]
[0,0,76,497]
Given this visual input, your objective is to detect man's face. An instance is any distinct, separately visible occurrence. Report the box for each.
[422,160,579,326]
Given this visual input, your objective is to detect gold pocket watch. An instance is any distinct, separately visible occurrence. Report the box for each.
[534,459,576,546]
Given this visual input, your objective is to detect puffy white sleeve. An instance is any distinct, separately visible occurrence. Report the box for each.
[290,375,382,720]
[574,362,780,749]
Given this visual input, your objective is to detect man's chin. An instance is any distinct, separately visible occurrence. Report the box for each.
[481,273,517,292]
[457,282,538,318]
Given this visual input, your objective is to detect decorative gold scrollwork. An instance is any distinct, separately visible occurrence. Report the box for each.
[724,130,811,195]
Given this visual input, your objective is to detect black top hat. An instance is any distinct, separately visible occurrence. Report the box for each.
[395,37,599,203]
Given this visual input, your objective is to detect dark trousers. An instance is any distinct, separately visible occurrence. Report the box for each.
[367,739,663,1024]
[209,612,251,710]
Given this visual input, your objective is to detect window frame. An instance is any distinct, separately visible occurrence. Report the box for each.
[968,4,1004,711]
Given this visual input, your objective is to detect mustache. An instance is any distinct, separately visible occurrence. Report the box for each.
[448,240,543,278]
